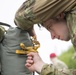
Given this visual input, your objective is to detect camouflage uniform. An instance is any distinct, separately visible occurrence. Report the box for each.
[40,64,70,75]
[14,0,76,75]
[66,8,76,59]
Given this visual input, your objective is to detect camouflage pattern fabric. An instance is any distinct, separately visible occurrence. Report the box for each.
[14,0,35,30]
[14,0,76,30]
[66,9,76,58]
[40,64,76,75]
[40,9,76,75]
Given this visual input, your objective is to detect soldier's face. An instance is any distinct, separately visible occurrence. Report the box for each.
[43,19,70,41]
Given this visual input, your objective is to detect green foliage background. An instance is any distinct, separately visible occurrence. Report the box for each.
[58,46,76,69]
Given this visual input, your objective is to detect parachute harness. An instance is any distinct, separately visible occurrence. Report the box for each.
[16,36,40,54]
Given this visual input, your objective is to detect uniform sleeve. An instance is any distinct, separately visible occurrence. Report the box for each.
[66,8,76,58]
[40,64,70,75]
[14,0,76,30]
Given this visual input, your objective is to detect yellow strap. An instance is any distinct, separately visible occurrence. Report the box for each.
[16,36,40,54]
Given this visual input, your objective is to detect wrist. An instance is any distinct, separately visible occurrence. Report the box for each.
[35,61,46,73]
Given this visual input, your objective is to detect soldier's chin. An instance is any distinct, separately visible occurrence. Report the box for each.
[65,38,70,41]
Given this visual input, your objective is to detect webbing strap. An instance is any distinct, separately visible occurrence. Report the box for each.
[0,22,11,27]
[16,36,40,54]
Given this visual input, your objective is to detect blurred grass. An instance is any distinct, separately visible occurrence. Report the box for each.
[58,46,76,69]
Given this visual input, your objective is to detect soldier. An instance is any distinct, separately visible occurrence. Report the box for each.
[14,0,76,75]
[14,0,76,57]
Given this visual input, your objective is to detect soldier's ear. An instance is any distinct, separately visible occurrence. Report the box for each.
[56,13,65,20]
[60,13,65,19]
